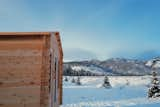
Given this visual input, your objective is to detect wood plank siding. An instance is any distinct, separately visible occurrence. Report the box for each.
[0,32,63,107]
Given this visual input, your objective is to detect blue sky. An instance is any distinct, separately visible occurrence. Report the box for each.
[0,0,160,61]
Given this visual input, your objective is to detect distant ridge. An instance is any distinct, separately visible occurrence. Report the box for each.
[63,57,160,76]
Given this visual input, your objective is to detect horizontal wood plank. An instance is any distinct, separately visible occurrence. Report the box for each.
[0,86,41,104]
[0,56,42,65]
[0,103,40,107]
[0,50,42,57]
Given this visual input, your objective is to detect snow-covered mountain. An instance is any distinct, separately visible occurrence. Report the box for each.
[145,57,160,68]
[63,57,160,76]
[63,60,113,76]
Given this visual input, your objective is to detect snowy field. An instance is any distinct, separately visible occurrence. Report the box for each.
[61,76,160,107]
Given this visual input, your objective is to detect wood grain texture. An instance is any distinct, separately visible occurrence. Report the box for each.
[0,32,63,107]
[0,86,40,107]
[0,103,40,107]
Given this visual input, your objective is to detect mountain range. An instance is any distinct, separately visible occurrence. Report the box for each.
[63,57,160,76]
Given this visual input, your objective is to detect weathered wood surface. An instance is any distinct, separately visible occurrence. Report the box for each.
[40,35,50,107]
[0,32,63,107]
[0,39,43,50]
[0,86,41,107]
[0,36,44,107]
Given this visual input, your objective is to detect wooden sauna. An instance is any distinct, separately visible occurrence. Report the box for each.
[0,32,63,107]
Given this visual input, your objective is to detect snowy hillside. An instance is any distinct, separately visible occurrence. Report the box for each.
[146,57,160,68]
[63,58,153,76]
[61,76,160,107]
[71,65,112,75]
[63,61,113,76]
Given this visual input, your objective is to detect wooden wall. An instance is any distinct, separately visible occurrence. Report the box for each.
[0,33,63,107]
[0,35,44,107]
[54,33,63,105]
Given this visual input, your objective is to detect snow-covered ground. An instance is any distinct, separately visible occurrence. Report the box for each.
[61,76,160,107]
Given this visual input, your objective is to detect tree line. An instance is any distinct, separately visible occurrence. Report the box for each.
[63,66,104,76]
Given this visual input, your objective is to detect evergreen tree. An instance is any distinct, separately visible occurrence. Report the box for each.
[126,79,130,86]
[76,77,81,85]
[64,77,68,82]
[148,60,160,98]
[103,75,111,88]
[71,77,75,83]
